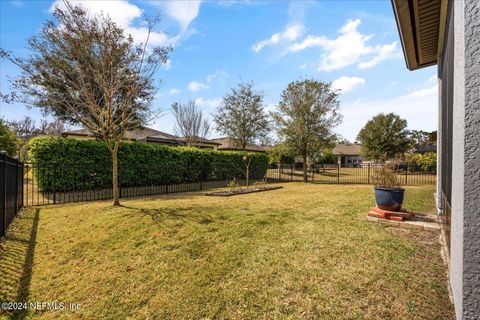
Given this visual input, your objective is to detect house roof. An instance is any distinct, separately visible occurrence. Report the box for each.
[210,137,266,152]
[186,136,222,145]
[63,127,178,141]
[391,0,447,70]
[332,143,362,156]
[63,127,221,146]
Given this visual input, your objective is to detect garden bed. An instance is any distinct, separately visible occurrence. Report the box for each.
[206,185,283,196]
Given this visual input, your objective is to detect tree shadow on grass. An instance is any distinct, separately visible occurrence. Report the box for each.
[120,205,210,226]
[0,208,40,320]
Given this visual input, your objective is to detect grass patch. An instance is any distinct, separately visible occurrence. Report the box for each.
[0,183,453,319]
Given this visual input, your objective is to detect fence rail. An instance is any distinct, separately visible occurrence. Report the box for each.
[0,152,24,238]
[23,162,266,206]
[265,163,436,185]
[22,161,435,206]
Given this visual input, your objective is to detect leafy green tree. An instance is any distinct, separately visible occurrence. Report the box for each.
[315,148,337,164]
[357,113,411,161]
[273,79,342,182]
[213,81,270,150]
[409,129,430,151]
[1,2,170,205]
[0,119,18,156]
[267,142,296,165]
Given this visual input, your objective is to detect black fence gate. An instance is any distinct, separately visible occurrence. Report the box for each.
[0,152,24,238]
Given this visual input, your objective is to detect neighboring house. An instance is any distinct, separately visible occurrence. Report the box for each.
[332,143,362,167]
[62,128,221,149]
[415,131,438,153]
[210,137,266,153]
[392,0,479,318]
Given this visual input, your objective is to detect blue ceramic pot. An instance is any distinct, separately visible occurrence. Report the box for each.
[374,187,405,211]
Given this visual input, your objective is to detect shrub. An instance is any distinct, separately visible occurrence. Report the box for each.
[28,137,269,191]
[372,163,404,190]
[406,152,436,172]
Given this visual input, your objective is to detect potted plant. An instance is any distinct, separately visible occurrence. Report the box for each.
[371,163,405,211]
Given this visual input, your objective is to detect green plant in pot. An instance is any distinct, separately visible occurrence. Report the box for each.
[371,163,405,211]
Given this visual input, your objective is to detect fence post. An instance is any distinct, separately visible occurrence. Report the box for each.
[337,164,340,183]
[199,168,203,191]
[312,165,315,182]
[14,159,18,211]
[52,165,56,204]
[21,162,24,208]
[119,173,122,198]
[291,165,293,181]
[1,152,6,238]
[405,163,408,185]
[367,163,371,184]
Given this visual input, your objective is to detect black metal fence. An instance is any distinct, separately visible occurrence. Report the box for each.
[265,163,436,185]
[23,162,266,206]
[0,152,24,238]
[22,161,436,206]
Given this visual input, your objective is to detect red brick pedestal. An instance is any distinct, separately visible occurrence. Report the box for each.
[367,207,415,222]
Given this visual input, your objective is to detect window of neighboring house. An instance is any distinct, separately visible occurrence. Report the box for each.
[353,159,357,163]
[347,159,352,163]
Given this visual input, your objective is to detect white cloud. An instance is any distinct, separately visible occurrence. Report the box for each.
[336,84,438,141]
[287,19,399,71]
[404,85,438,98]
[332,76,366,93]
[195,97,222,108]
[206,70,229,83]
[252,24,304,53]
[50,1,179,46]
[152,0,201,31]
[169,88,181,95]
[187,70,228,92]
[428,74,438,83]
[163,59,172,70]
[298,62,310,69]
[188,81,209,92]
[358,42,399,69]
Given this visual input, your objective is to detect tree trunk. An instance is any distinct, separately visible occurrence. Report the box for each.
[302,154,308,183]
[112,143,120,206]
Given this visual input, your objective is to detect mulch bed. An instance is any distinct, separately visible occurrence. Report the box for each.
[205,186,283,197]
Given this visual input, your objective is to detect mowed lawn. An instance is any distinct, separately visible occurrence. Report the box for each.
[0,183,453,319]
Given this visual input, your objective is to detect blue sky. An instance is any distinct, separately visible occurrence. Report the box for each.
[0,0,438,142]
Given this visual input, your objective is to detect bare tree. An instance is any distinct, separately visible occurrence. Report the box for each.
[8,116,36,139]
[1,1,171,205]
[171,100,210,147]
[9,116,68,138]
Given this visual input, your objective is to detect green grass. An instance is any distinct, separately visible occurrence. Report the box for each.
[0,183,453,319]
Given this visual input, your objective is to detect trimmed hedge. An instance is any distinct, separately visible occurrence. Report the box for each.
[28,136,269,191]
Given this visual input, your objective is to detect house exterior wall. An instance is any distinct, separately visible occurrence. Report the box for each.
[63,134,97,141]
[451,0,465,317]
[337,155,362,167]
[444,0,480,318]
[462,0,480,318]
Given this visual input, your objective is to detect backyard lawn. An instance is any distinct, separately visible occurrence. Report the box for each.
[0,183,453,319]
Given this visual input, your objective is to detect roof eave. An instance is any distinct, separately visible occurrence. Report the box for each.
[392,0,420,70]
[392,0,446,71]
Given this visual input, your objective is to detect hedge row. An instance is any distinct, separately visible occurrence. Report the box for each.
[28,136,269,192]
